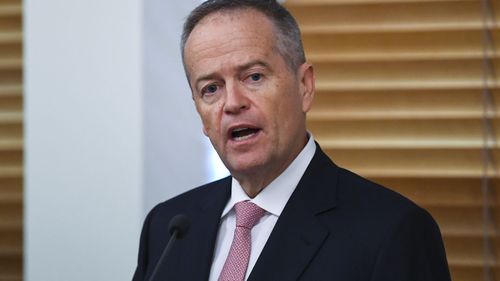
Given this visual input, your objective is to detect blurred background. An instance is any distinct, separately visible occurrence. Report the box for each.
[0,0,496,280]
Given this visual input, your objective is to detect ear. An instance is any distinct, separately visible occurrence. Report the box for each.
[297,62,315,113]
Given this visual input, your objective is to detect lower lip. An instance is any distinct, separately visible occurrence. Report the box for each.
[228,130,261,146]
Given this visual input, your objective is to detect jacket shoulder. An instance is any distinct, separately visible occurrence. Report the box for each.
[150,176,231,218]
[336,167,422,214]
[332,166,441,242]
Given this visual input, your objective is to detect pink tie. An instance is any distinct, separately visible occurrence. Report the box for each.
[218,201,265,281]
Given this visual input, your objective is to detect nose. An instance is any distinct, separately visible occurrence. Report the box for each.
[223,82,249,114]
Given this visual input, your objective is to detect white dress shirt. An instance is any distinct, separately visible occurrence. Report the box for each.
[208,135,316,281]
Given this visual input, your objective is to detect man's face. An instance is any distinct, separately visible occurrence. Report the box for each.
[184,9,314,184]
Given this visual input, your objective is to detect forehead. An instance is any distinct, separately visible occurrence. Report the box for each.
[183,9,278,76]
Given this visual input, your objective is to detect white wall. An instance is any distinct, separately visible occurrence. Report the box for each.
[24,0,216,280]
[143,0,212,214]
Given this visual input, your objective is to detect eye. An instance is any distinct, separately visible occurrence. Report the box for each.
[249,73,262,82]
[201,84,219,96]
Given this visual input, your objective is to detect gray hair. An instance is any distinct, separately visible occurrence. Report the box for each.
[181,0,306,74]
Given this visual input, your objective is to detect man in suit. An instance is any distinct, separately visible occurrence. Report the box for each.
[133,0,451,280]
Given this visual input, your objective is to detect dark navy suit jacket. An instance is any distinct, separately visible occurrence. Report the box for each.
[133,144,451,281]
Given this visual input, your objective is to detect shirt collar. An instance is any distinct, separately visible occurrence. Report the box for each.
[221,134,316,218]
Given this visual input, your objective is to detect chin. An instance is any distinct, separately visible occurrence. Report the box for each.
[226,157,268,176]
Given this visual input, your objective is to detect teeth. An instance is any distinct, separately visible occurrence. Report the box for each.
[231,127,258,141]
[233,132,256,141]
[233,127,248,133]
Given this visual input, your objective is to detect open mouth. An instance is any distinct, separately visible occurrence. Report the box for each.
[231,127,260,141]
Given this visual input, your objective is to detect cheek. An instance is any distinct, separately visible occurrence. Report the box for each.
[200,103,224,136]
[266,84,287,116]
[213,103,224,131]
[196,104,213,134]
[277,93,303,131]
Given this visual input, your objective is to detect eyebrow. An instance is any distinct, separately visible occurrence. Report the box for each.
[237,60,271,73]
[193,60,271,89]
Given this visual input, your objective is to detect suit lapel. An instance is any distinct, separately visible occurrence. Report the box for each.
[176,177,231,281]
[248,145,338,281]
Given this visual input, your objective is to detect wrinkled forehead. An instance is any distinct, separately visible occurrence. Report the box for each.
[183,8,279,77]
[187,7,277,43]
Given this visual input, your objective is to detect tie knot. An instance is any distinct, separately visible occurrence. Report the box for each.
[234,201,265,229]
